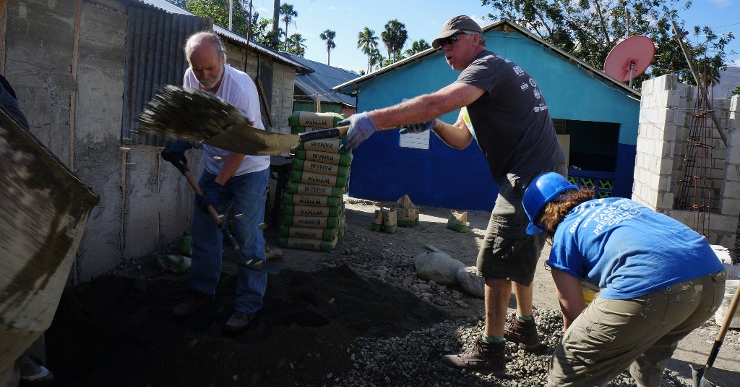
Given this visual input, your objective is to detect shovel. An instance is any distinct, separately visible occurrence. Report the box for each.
[138,85,349,155]
[165,154,280,275]
[691,280,740,387]
[204,123,348,155]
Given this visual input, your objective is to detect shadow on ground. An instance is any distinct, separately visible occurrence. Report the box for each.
[45,264,449,387]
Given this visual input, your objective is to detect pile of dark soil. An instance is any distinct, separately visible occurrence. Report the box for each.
[44,264,449,387]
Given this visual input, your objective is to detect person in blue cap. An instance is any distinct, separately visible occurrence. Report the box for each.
[523,172,726,387]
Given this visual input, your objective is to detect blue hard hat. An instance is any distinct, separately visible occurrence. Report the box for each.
[523,172,578,235]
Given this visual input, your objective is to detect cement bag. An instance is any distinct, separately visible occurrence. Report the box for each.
[414,250,465,285]
[292,159,350,177]
[293,149,352,167]
[283,204,343,218]
[0,110,99,378]
[447,210,468,233]
[284,181,345,197]
[296,138,345,153]
[289,169,348,188]
[395,194,419,227]
[278,235,338,252]
[279,225,339,242]
[288,111,344,128]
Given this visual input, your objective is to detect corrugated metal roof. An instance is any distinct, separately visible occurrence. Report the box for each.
[129,0,310,72]
[334,19,640,98]
[281,53,359,107]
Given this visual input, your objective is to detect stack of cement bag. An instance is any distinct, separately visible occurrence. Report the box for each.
[278,111,350,252]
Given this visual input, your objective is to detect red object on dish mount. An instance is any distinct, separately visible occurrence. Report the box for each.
[603,35,655,86]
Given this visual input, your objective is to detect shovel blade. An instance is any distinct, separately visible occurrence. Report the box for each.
[691,364,718,387]
[203,124,301,155]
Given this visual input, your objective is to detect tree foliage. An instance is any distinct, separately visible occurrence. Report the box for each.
[166,0,283,49]
[285,33,306,56]
[357,28,380,74]
[320,29,337,66]
[381,19,408,63]
[280,3,298,49]
[482,0,735,89]
[405,39,431,56]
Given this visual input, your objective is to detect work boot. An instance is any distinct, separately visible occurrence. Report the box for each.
[504,315,541,351]
[440,339,506,375]
[172,290,214,317]
[223,311,255,335]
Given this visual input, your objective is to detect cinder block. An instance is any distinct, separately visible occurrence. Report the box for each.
[658,191,674,210]
[720,197,740,217]
[710,215,738,235]
[723,181,740,197]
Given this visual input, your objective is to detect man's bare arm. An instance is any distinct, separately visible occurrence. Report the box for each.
[551,267,586,331]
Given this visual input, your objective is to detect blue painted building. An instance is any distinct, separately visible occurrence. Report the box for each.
[334,20,641,211]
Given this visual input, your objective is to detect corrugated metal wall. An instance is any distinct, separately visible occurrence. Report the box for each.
[121,6,210,147]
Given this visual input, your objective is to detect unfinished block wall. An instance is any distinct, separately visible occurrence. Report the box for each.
[634,74,739,257]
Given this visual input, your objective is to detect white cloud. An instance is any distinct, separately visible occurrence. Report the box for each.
[708,0,732,7]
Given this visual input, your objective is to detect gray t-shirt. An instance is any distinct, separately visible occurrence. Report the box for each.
[456,50,564,184]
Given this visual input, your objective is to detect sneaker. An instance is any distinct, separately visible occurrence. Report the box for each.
[223,311,255,335]
[504,316,541,351]
[172,290,214,317]
[440,339,506,374]
[17,355,54,386]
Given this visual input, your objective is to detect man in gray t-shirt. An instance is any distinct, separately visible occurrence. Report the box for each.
[340,15,565,374]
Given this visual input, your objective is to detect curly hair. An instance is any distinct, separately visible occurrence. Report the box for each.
[537,187,595,234]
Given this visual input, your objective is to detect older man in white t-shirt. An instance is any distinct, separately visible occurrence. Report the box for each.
[166,32,269,335]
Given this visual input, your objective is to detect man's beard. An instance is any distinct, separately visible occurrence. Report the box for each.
[198,64,223,90]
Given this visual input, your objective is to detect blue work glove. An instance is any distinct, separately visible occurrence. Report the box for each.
[195,179,225,214]
[161,139,192,174]
[400,120,436,135]
[339,112,377,151]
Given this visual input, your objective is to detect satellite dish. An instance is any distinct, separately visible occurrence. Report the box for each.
[603,35,655,87]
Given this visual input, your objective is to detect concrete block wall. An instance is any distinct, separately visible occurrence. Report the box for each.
[634,74,740,255]
[3,1,300,281]
[230,47,294,136]
[633,74,689,210]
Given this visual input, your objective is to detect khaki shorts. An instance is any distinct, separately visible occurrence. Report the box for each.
[547,270,726,387]
[476,163,567,285]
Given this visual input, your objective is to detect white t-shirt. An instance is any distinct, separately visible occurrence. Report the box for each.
[183,64,270,176]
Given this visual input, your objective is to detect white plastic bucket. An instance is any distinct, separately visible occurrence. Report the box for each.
[714,280,740,329]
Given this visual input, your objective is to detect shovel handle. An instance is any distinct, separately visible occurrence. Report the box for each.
[703,278,740,373]
[182,170,223,226]
[297,125,349,143]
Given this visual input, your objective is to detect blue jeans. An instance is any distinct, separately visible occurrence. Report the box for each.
[190,168,269,314]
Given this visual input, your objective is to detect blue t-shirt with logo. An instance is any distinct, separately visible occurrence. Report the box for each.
[547,197,724,299]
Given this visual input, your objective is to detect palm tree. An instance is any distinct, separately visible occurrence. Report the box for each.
[286,33,306,56]
[272,0,280,39]
[404,39,430,56]
[357,27,379,74]
[280,3,298,49]
[320,29,336,66]
[369,48,383,71]
[381,19,408,63]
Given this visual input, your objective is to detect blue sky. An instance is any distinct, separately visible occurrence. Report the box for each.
[252,0,739,72]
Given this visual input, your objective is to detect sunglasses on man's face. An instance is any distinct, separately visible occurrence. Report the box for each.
[439,32,468,47]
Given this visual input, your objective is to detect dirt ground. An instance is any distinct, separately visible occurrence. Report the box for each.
[44,198,739,387]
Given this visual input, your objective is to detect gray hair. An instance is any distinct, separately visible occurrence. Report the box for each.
[184,31,225,61]
[467,30,486,47]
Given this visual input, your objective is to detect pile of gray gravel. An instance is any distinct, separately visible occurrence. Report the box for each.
[320,309,691,387]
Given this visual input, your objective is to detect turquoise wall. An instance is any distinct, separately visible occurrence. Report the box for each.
[348,29,640,210]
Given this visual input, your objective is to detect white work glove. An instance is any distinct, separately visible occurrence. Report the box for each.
[339,112,377,151]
